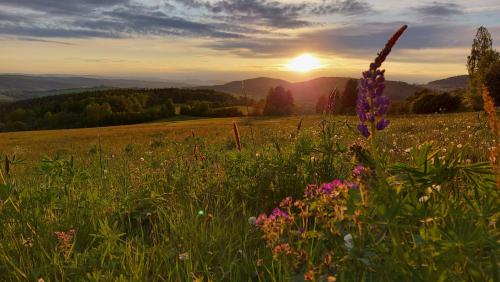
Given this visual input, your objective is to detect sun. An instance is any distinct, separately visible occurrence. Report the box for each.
[285,53,322,72]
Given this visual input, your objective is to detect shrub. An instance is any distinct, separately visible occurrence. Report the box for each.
[410,91,463,114]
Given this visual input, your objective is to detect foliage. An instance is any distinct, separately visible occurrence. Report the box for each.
[264,86,295,116]
[466,26,500,110]
[409,90,464,114]
[484,60,500,105]
[0,111,497,281]
[0,88,252,132]
[338,78,359,114]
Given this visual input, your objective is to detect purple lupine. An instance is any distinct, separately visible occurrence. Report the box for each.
[356,25,408,138]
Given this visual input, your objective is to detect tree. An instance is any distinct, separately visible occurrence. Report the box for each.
[85,102,112,125]
[466,26,499,110]
[159,99,176,117]
[484,60,500,105]
[409,91,463,114]
[263,86,294,116]
[315,95,328,114]
[339,79,359,114]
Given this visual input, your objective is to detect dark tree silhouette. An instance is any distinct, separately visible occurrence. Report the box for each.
[263,86,294,116]
[339,79,359,114]
[315,95,327,114]
[485,61,500,105]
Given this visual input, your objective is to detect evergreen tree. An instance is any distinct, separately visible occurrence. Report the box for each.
[339,79,359,114]
[263,86,294,116]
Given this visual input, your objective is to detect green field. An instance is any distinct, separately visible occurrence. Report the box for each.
[0,113,498,281]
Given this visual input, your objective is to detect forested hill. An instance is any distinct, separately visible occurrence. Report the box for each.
[0,88,251,132]
[197,77,425,107]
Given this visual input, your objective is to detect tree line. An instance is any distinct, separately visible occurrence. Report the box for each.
[0,88,252,131]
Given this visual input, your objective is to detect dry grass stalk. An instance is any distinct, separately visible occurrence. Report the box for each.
[482,86,500,186]
[232,121,241,151]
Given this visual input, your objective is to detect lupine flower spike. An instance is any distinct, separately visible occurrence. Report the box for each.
[356,25,408,138]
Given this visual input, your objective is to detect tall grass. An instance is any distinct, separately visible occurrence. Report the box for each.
[0,113,497,281]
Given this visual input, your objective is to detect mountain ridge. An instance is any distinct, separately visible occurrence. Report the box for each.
[0,74,469,104]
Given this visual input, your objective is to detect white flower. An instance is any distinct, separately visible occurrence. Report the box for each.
[140,157,145,162]
[344,234,353,250]
[248,216,257,225]
[404,148,412,153]
[178,252,189,261]
[457,144,463,149]
[419,196,430,203]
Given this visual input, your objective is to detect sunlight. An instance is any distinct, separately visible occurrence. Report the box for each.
[285,53,322,72]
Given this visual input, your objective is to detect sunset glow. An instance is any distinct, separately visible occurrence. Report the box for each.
[285,54,322,73]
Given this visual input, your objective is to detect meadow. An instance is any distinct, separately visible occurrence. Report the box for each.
[0,112,498,281]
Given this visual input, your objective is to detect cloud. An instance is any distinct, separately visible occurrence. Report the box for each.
[175,0,372,28]
[0,0,130,14]
[0,2,242,39]
[16,37,76,45]
[311,0,372,15]
[202,23,479,58]
[415,1,464,17]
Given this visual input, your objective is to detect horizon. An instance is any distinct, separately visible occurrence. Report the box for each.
[0,1,499,83]
[0,72,468,85]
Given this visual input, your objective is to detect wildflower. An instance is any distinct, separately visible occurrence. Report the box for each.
[140,157,145,162]
[353,164,366,177]
[23,238,34,248]
[344,233,353,250]
[419,195,429,203]
[404,147,412,153]
[279,197,293,208]
[356,25,408,138]
[255,213,268,225]
[304,270,315,281]
[197,210,205,216]
[269,208,289,220]
[432,184,441,192]
[248,216,257,225]
[54,229,76,258]
[178,252,190,261]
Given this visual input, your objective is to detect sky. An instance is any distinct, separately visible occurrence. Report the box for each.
[0,0,499,83]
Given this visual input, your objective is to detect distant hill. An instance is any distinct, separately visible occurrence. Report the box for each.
[426,75,468,91]
[0,75,194,101]
[197,77,425,108]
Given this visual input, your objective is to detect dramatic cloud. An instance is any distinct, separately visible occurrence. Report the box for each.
[415,1,464,17]
[175,0,372,28]
[0,0,130,14]
[202,23,481,58]
[0,1,242,39]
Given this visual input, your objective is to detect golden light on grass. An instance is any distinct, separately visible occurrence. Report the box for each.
[285,53,322,72]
